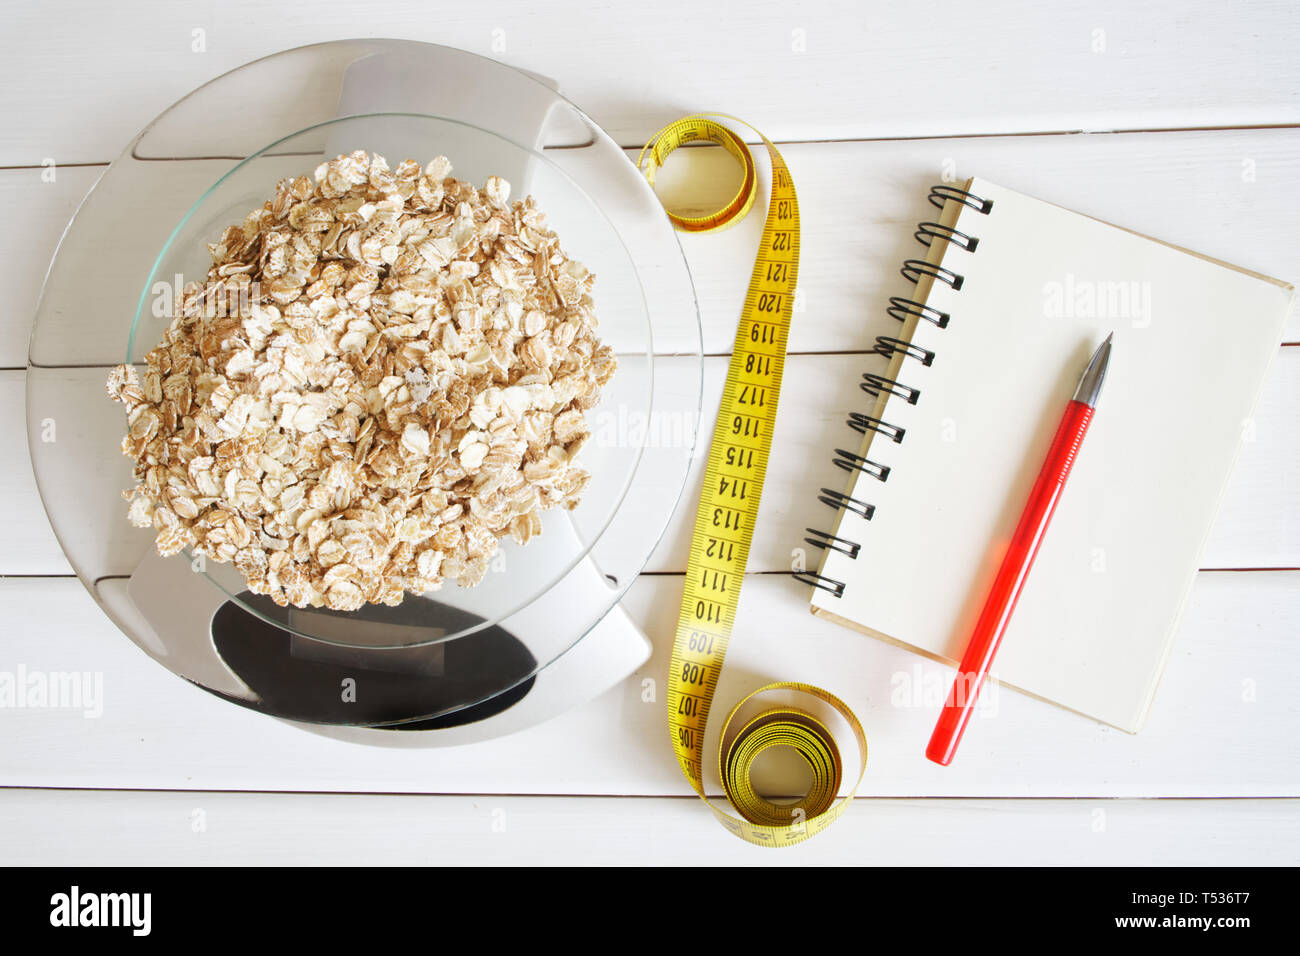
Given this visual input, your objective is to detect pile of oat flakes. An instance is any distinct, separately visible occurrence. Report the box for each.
[108,150,614,610]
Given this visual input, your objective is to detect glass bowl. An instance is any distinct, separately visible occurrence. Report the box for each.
[129,112,664,650]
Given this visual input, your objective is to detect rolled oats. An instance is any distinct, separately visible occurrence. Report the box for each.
[108,151,615,609]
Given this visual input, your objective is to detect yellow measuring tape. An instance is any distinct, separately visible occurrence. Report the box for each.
[639,115,868,847]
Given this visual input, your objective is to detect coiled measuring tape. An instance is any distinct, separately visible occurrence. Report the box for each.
[639,115,868,847]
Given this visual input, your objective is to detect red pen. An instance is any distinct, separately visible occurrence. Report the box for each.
[926,333,1113,766]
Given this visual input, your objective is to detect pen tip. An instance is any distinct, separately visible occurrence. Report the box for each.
[1074,333,1113,406]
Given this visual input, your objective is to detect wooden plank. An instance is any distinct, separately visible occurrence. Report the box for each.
[7,129,1300,370]
[0,788,1293,865]
[3,2,1300,166]
[0,571,1294,797]
[5,345,1295,576]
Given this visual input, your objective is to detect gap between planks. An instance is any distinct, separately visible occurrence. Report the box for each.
[7,122,1300,172]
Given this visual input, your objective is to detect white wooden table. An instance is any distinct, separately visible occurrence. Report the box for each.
[2,0,1298,865]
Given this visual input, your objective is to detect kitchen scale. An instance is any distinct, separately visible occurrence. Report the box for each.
[27,40,703,744]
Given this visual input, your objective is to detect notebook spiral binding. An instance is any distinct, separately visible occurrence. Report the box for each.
[794,184,993,598]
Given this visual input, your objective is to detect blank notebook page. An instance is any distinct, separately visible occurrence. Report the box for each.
[810,176,1293,732]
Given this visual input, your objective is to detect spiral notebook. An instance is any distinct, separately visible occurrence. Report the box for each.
[804,177,1294,733]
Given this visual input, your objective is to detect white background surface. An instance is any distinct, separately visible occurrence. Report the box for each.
[2,0,1297,865]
